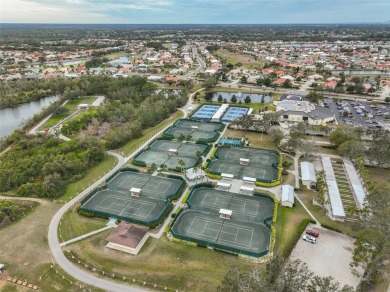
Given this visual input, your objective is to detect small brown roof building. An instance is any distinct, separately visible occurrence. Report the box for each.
[106,222,150,255]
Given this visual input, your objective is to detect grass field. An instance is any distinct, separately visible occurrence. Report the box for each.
[0,200,101,292]
[223,128,279,151]
[0,200,39,230]
[61,155,117,202]
[117,110,184,157]
[215,49,265,69]
[273,200,311,256]
[41,96,96,129]
[65,231,258,292]
[58,204,107,242]
[366,166,390,188]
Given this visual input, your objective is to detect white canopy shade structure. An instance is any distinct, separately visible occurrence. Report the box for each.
[221,173,234,180]
[219,209,232,219]
[321,157,346,218]
[191,126,199,131]
[168,148,178,155]
[77,103,89,109]
[217,182,231,190]
[243,176,256,184]
[130,187,142,197]
[211,104,229,122]
[240,186,254,194]
[344,160,366,209]
[240,158,249,165]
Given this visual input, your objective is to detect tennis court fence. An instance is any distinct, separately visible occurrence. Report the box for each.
[170,208,269,258]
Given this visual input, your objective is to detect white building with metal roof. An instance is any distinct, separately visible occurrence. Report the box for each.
[300,161,317,189]
[321,156,346,220]
[343,160,366,209]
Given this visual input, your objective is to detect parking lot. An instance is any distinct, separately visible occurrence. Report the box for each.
[324,98,390,130]
[290,224,361,288]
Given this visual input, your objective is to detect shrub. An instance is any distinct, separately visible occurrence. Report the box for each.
[282,169,288,175]
[255,181,281,187]
[181,192,190,204]
[321,223,342,233]
[209,146,219,159]
[282,218,311,258]
[77,207,95,218]
[206,173,222,180]
[132,160,146,167]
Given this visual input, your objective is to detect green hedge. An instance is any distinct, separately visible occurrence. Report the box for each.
[282,218,312,258]
[255,180,281,187]
[209,146,218,159]
[321,223,342,233]
[181,192,191,204]
[207,173,222,180]
[132,159,146,167]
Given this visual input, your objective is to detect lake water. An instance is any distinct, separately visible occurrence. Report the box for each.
[212,92,272,103]
[0,95,59,138]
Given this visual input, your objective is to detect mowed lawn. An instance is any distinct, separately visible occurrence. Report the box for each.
[366,166,390,188]
[65,232,258,292]
[223,128,279,151]
[273,200,311,256]
[215,49,265,69]
[58,204,107,242]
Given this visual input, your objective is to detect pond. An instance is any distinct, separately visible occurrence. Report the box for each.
[212,92,272,103]
[0,95,59,138]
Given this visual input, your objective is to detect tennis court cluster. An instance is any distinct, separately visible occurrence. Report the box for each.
[170,187,274,257]
[134,139,208,170]
[208,146,280,182]
[81,171,184,225]
[164,119,224,142]
[221,107,249,122]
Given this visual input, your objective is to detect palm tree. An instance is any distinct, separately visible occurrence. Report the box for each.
[193,166,199,185]
[178,159,186,173]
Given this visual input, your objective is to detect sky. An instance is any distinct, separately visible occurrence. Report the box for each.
[1,0,389,24]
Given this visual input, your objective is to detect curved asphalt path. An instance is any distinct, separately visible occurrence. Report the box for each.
[48,151,144,292]
[47,77,204,291]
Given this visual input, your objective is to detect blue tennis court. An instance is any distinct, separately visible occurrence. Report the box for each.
[221,107,249,122]
[191,105,221,120]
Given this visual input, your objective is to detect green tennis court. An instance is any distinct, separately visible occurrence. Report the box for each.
[216,146,279,166]
[135,140,207,169]
[187,187,274,222]
[208,146,280,181]
[81,172,184,224]
[82,189,167,222]
[165,128,217,141]
[208,161,278,181]
[175,119,223,132]
[171,210,271,256]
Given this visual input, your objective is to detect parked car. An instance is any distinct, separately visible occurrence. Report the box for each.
[302,235,316,244]
[306,229,319,238]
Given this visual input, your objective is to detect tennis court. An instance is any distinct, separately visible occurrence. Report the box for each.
[187,187,274,222]
[221,107,249,122]
[165,128,217,141]
[208,146,280,181]
[135,140,207,169]
[190,104,221,120]
[81,172,183,224]
[171,210,271,256]
[175,119,223,132]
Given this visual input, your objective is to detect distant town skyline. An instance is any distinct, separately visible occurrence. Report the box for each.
[1,0,390,24]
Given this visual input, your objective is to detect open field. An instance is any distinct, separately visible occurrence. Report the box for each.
[215,49,265,69]
[366,166,390,188]
[0,200,99,291]
[223,128,279,151]
[118,110,184,157]
[58,204,107,242]
[65,232,257,292]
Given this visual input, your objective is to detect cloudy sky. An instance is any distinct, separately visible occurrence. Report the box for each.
[1,0,389,24]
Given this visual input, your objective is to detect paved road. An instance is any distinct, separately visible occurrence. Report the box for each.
[47,151,146,292]
[47,92,197,291]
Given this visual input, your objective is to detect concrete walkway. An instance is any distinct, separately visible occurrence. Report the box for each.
[60,226,114,247]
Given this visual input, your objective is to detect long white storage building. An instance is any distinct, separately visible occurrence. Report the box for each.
[321,156,346,220]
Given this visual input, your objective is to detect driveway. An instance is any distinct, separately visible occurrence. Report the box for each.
[290,224,361,288]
